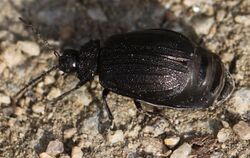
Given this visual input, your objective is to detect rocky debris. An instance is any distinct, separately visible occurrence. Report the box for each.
[71,146,83,158]
[17,41,40,56]
[44,75,56,85]
[235,15,250,26]
[141,137,165,156]
[0,93,11,104]
[45,139,64,156]
[170,143,192,158]
[39,152,53,158]
[108,130,125,144]
[217,128,232,143]
[87,7,107,22]
[164,136,180,148]
[2,45,25,68]
[63,128,77,139]
[32,102,45,114]
[230,88,250,115]
[47,88,61,100]
[233,121,250,140]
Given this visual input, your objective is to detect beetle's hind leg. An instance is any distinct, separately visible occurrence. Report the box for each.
[134,100,160,117]
[102,89,114,120]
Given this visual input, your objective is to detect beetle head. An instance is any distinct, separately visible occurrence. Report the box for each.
[58,40,100,77]
[59,49,79,73]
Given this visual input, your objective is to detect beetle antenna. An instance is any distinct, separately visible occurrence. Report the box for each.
[12,65,59,105]
[19,17,61,57]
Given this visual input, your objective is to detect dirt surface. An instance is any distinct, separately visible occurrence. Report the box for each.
[0,0,250,158]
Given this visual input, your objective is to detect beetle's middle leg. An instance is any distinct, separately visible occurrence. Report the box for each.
[102,89,114,120]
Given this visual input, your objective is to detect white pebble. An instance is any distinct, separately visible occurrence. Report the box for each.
[108,130,124,144]
[142,137,164,155]
[60,155,70,158]
[17,41,40,56]
[44,75,56,85]
[3,45,25,67]
[235,15,250,26]
[47,88,61,100]
[233,121,250,140]
[46,139,64,156]
[87,8,107,22]
[170,143,192,158]
[217,128,231,143]
[32,103,45,114]
[64,128,77,139]
[71,146,83,158]
[230,88,250,114]
[164,136,180,148]
[39,152,53,158]
[192,17,214,35]
[0,93,11,104]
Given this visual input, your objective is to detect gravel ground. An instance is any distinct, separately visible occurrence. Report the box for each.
[0,0,250,158]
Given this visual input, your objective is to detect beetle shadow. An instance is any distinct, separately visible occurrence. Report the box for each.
[8,0,201,48]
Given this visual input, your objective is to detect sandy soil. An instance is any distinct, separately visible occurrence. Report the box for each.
[0,0,250,158]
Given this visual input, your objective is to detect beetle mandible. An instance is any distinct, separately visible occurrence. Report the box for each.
[14,29,235,120]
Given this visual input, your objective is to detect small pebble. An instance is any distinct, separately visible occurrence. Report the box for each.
[230,88,250,114]
[142,137,164,155]
[78,91,92,106]
[2,107,14,116]
[233,121,250,140]
[192,17,214,35]
[183,0,203,7]
[87,8,107,22]
[0,93,11,104]
[170,143,192,158]
[44,75,56,85]
[126,125,141,138]
[46,139,64,156]
[39,152,53,158]
[108,130,124,144]
[71,146,83,158]
[17,41,40,56]
[60,155,70,158]
[14,107,25,116]
[64,128,77,139]
[164,136,180,148]
[235,15,250,26]
[32,103,45,114]
[0,62,7,74]
[47,88,61,100]
[216,10,226,22]
[217,128,231,143]
[210,152,223,158]
[3,45,25,67]
[142,119,169,137]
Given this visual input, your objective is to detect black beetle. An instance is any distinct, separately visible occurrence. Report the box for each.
[14,29,234,120]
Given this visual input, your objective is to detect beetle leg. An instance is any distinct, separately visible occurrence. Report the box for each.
[102,89,114,120]
[134,100,156,117]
